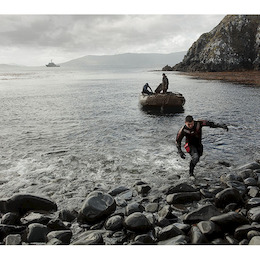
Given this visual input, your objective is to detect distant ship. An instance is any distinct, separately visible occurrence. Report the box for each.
[46,60,60,67]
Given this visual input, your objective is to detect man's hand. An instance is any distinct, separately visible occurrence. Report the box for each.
[178,150,186,159]
[221,124,229,131]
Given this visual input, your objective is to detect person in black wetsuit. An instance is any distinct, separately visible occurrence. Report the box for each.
[142,83,153,95]
[176,115,228,176]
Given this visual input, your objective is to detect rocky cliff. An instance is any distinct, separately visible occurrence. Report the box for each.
[171,15,260,72]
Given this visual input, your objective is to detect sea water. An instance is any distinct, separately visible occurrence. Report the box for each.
[0,66,259,209]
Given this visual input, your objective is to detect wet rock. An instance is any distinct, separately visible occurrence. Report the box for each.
[247,230,260,240]
[238,169,254,180]
[163,182,198,195]
[249,236,260,245]
[239,239,249,245]
[211,238,229,245]
[77,191,116,223]
[47,218,68,231]
[173,223,191,233]
[157,235,188,245]
[210,212,249,232]
[224,203,239,212]
[0,224,26,241]
[225,181,247,195]
[115,197,127,207]
[58,209,78,222]
[27,223,49,243]
[220,173,240,184]
[183,204,221,224]
[157,205,178,227]
[238,162,260,171]
[225,235,239,245]
[248,186,260,198]
[247,206,260,222]
[125,202,144,216]
[47,238,63,245]
[145,203,159,213]
[135,184,151,195]
[124,212,153,233]
[244,177,257,186]
[166,191,201,204]
[104,215,124,231]
[246,198,260,209]
[200,189,214,198]
[20,212,52,225]
[0,194,57,215]
[197,220,222,239]
[157,224,184,241]
[47,230,72,244]
[72,231,104,245]
[134,234,155,244]
[190,226,208,244]
[108,186,129,196]
[117,190,133,201]
[215,188,243,208]
[1,212,20,225]
[234,224,260,240]
[4,234,22,245]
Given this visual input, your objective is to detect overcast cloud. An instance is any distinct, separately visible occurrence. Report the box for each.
[0,15,225,66]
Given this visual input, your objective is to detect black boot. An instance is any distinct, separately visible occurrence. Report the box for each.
[189,161,195,176]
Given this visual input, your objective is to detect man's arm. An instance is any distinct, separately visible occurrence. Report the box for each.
[176,127,186,159]
[200,120,228,131]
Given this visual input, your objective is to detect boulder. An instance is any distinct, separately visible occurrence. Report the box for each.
[197,220,222,239]
[0,224,26,241]
[166,192,201,204]
[124,212,152,233]
[108,186,130,196]
[58,209,78,222]
[163,182,198,195]
[134,234,155,244]
[4,234,22,245]
[234,224,260,240]
[248,186,260,198]
[47,218,68,231]
[225,181,247,195]
[238,162,260,171]
[135,184,151,195]
[47,230,72,244]
[145,203,159,213]
[215,188,243,208]
[190,226,208,244]
[210,212,249,232]
[247,230,260,240]
[157,224,184,241]
[72,231,104,245]
[244,177,258,186]
[157,235,188,245]
[27,223,49,243]
[125,202,144,216]
[183,204,221,224]
[247,206,260,222]
[1,212,20,225]
[246,198,260,209]
[104,215,124,231]
[0,194,57,215]
[20,212,52,225]
[77,191,116,223]
[249,236,260,245]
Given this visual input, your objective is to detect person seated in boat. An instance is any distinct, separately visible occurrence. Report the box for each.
[162,73,169,93]
[142,83,153,95]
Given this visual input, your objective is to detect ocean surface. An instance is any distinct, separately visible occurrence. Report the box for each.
[0,66,259,209]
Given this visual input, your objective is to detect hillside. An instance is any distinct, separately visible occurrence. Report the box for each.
[171,15,260,72]
[61,52,186,70]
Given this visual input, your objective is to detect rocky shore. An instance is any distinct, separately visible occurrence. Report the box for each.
[1,161,260,245]
[182,71,260,87]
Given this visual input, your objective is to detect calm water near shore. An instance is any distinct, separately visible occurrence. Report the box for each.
[0,66,259,209]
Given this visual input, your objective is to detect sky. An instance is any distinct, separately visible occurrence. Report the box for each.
[0,0,257,66]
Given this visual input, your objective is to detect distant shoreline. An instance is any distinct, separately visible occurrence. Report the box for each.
[180,71,260,87]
